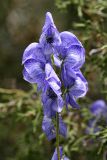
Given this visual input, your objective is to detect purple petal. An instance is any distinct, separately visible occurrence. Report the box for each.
[22,43,45,64]
[43,98,56,118]
[41,91,56,118]
[60,31,82,47]
[52,96,64,113]
[51,147,63,160]
[39,12,61,48]
[66,93,80,109]
[59,116,67,137]
[45,63,61,96]
[42,12,55,32]
[90,100,107,116]
[69,76,87,98]
[24,59,45,84]
[61,64,76,88]
[42,116,56,141]
[64,44,85,69]
[52,147,70,160]
[76,70,87,83]
[53,55,62,67]
[41,87,63,115]
[23,68,36,83]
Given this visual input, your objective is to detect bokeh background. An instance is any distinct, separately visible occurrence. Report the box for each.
[0,0,107,160]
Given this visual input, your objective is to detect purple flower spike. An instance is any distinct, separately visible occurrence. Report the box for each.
[42,116,56,140]
[22,12,88,159]
[52,147,69,160]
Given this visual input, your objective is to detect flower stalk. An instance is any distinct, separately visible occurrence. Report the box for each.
[56,112,61,160]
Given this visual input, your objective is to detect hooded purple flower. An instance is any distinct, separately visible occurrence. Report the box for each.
[51,147,69,160]
[54,31,85,67]
[61,44,85,87]
[53,31,85,90]
[39,12,61,61]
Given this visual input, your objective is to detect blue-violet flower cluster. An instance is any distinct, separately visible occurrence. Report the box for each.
[87,100,107,134]
[22,12,88,159]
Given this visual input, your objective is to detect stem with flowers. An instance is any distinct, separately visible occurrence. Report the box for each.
[22,12,88,160]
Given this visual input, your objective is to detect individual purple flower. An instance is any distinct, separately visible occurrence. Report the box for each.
[39,12,61,61]
[51,147,69,160]
[54,35,85,88]
[54,44,85,71]
[55,31,85,66]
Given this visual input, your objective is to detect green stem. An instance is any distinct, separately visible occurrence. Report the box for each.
[56,112,60,160]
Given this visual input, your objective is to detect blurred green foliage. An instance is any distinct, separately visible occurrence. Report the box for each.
[0,0,107,160]
[0,87,53,160]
